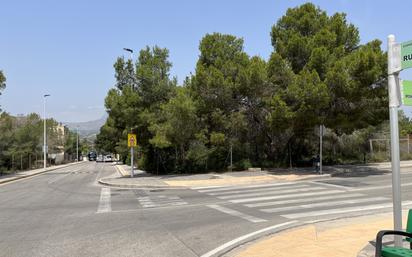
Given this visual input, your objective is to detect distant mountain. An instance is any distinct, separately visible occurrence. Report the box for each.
[64,114,107,138]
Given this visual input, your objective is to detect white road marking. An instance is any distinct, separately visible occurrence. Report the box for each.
[282,201,412,219]
[349,182,412,191]
[207,204,267,223]
[244,193,365,208]
[137,195,187,208]
[142,202,187,208]
[191,185,226,190]
[97,187,111,213]
[198,182,297,193]
[200,220,298,257]
[208,184,309,196]
[230,189,343,203]
[218,187,325,200]
[308,180,352,189]
[261,197,389,213]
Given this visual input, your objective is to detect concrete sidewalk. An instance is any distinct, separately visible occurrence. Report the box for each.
[229,212,409,257]
[0,161,83,185]
[98,164,172,189]
[97,164,331,189]
[97,160,412,189]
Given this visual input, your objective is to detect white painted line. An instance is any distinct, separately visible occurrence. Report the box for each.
[141,199,185,204]
[261,197,389,213]
[200,220,298,257]
[218,187,325,200]
[207,204,267,223]
[349,182,412,191]
[244,193,365,208]
[230,189,343,203]
[282,201,412,219]
[208,184,309,196]
[198,182,297,193]
[142,202,187,208]
[97,187,112,213]
[191,185,226,190]
[308,181,352,190]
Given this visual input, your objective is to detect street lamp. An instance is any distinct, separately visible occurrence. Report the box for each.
[124,48,135,176]
[43,94,50,170]
[123,47,135,91]
[123,48,133,60]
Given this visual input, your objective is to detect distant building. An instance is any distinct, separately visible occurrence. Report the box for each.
[49,123,66,164]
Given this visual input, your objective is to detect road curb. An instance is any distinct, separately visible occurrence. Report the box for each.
[0,162,82,185]
[201,221,303,257]
[97,173,333,190]
[292,173,331,181]
[221,212,396,257]
[97,178,184,190]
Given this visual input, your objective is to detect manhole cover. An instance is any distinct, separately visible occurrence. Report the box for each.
[317,180,369,187]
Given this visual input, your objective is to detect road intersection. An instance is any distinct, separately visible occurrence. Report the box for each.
[1,162,412,256]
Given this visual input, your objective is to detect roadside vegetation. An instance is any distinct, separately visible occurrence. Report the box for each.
[95,3,401,173]
[0,72,84,174]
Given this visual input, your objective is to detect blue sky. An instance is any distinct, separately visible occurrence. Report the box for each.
[1,0,412,122]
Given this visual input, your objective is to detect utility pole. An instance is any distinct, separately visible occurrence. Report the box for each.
[43,94,50,170]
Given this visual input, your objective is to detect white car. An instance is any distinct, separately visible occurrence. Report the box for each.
[96,155,103,162]
[104,155,113,162]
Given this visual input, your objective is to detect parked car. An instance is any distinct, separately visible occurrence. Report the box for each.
[96,155,103,162]
[104,155,113,162]
[88,151,97,161]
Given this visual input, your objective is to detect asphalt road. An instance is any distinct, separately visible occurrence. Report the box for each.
[1,162,412,257]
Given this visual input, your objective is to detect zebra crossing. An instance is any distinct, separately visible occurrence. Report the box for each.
[96,187,188,213]
[194,181,412,221]
[137,195,187,208]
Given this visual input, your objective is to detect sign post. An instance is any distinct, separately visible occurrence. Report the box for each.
[128,133,137,178]
[319,124,325,175]
[388,35,403,247]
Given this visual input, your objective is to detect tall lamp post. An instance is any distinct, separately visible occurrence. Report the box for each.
[43,94,50,170]
[124,47,135,176]
[76,126,79,162]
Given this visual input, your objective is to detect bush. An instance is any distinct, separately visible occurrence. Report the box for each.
[236,159,252,170]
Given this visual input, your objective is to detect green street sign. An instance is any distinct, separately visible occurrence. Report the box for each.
[402,80,412,106]
[401,40,412,69]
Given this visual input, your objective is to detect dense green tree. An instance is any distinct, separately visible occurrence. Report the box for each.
[0,113,14,171]
[96,3,391,172]
[0,113,78,172]
[99,46,177,169]
[267,3,387,162]
[149,87,198,171]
